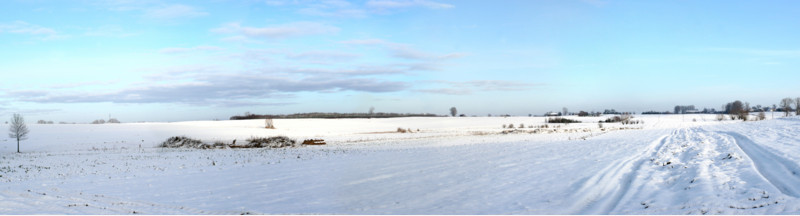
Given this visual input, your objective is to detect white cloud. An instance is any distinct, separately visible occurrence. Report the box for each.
[416,80,543,95]
[286,50,360,62]
[366,0,454,10]
[83,25,136,37]
[415,88,471,95]
[12,71,409,106]
[266,0,452,18]
[340,38,465,61]
[706,48,800,58]
[212,22,339,40]
[159,46,224,54]
[296,0,367,18]
[143,4,208,19]
[339,38,395,45]
[0,21,57,35]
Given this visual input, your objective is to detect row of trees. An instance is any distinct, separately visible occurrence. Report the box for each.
[35,119,121,124]
[779,97,800,117]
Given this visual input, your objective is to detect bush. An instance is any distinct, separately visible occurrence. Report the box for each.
[160,136,297,149]
[159,136,205,148]
[245,136,296,148]
[547,117,581,124]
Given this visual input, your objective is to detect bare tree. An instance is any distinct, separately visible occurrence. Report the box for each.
[780,97,794,117]
[562,107,568,116]
[796,97,800,116]
[728,100,746,120]
[450,107,457,117]
[369,106,375,116]
[9,114,30,153]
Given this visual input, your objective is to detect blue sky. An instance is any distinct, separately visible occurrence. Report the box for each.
[1,0,799,122]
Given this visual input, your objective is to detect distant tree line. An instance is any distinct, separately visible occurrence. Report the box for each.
[230,112,442,120]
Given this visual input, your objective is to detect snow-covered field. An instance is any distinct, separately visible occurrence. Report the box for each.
[1,114,799,214]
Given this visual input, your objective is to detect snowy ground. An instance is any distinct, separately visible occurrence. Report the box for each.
[1,114,799,214]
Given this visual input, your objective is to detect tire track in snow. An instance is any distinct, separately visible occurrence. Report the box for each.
[569,130,675,214]
[723,131,800,197]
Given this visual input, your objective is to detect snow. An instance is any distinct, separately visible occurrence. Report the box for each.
[1,114,799,214]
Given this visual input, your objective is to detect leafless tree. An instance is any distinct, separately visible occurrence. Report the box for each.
[450,107,457,117]
[728,100,747,120]
[9,114,30,153]
[796,97,800,116]
[107,118,121,123]
[758,111,766,121]
[780,97,794,117]
[369,106,375,116]
[563,107,568,116]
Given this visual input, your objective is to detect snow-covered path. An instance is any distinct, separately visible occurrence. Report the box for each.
[572,124,800,214]
[1,115,799,214]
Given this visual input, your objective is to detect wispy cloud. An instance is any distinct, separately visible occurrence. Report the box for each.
[143,4,208,20]
[286,50,360,63]
[416,80,544,95]
[0,21,70,41]
[366,0,454,10]
[415,88,471,95]
[340,38,466,61]
[83,25,137,37]
[93,1,207,21]
[266,0,453,18]
[212,22,339,40]
[298,0,367,18]
[159,46,224,54]
[48,80,120,89]
[11,69,409,107]
[0,21,56,35]
[706,48,800,58]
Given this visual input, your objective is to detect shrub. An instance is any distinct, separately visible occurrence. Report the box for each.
[397,127,408,133]
[758,112,766,121]
[716,114,725,121]
[108,118,121,123]
[547,117,581,124]
[245,136,297,148]
[159,136,205,148]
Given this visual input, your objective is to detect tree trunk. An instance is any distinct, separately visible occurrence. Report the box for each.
[16,138,19,153]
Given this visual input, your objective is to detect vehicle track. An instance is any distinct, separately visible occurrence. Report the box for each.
[570,130,676,214]
[723,131,800,197]
[571,127,800,214]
